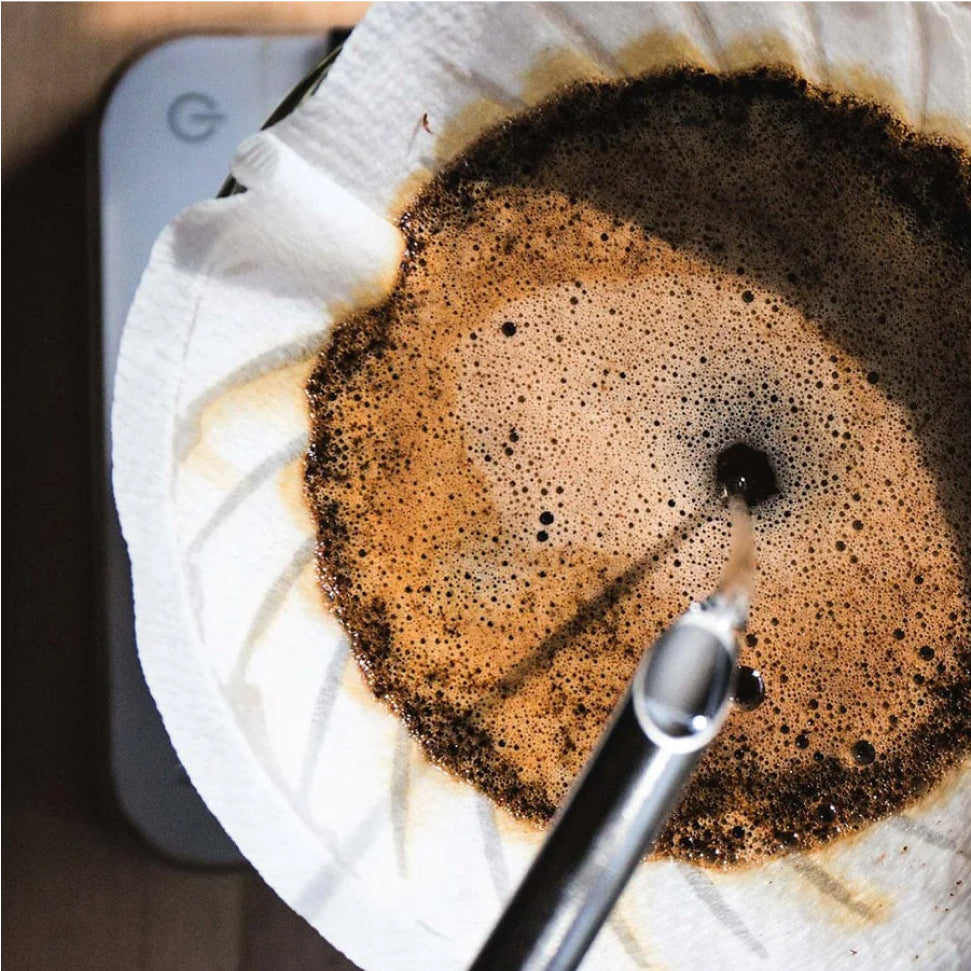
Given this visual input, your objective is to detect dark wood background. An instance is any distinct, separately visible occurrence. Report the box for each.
[3,4,368,968]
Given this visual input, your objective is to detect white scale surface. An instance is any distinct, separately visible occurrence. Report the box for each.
[99,34,340,864]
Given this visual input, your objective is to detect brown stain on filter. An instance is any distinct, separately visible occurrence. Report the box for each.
[923,111,971,150]
[617,31,710,78]
[180,436,237,491]
[296,553,326,608]
[390,168,436,223]
[327,272,407,325]
[519,48,609,106]
[788,858,893,930]
[829,64,915,131]
[278,451,314,532]
[429,99,512,170]
[182,356,316,485]
[722,33,809,76]
[490,802,544,846]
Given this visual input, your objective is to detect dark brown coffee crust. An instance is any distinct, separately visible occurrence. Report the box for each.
[306,68,971,866]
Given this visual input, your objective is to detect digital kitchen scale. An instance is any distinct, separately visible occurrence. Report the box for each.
[97,31,347,866]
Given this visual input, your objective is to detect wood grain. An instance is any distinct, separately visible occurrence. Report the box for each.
[2,4,366,968]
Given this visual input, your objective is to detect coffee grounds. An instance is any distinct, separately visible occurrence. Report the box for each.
[306,68,971,866]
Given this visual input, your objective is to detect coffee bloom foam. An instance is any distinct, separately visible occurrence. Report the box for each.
[307,69,971,867]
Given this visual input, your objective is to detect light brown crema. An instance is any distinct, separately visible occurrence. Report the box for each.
[306,70,971,866]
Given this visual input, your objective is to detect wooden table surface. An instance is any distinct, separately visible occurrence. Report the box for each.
[3,5,369,969]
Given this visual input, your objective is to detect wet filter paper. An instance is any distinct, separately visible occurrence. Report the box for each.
[112,3,971,969]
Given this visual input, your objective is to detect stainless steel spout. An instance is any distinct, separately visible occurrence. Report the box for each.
[469,593,746,971]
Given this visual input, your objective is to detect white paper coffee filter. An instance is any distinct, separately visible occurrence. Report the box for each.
[113,4,971,969]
